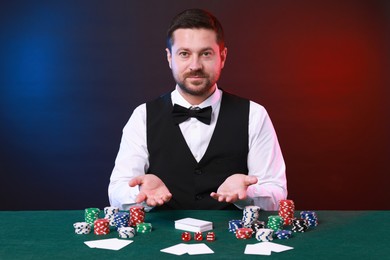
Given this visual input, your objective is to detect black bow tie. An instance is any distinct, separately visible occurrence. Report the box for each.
[172,104,212,125]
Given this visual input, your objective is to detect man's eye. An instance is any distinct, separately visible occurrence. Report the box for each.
[203,51,215,57]
[179,52,189,57]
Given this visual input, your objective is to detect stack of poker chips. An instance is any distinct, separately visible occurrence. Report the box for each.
[235,228,254,239]
[278,199,295,225]
[228,219,243,232]
[73,222,91,234]
[267,215,284,231]
[114,212,130,229]
[94,218,110,235]
[129,205,145,226]
[291,218,309,232]
[275,230,293,239]
[104,206,119,226]
[118,227,135,238]
[251,220,265,234]
[255,228,274,242]
[85,208,100,226]
[300,211,318,227]
[136,222,152,233]
[242,206,261,228]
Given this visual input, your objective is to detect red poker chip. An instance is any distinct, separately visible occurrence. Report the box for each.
[235,228,253,239]
[93,219,110,235]
[129,206,145,226]
[279,199,295,225]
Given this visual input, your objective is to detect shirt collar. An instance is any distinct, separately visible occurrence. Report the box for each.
[171,85,222,110]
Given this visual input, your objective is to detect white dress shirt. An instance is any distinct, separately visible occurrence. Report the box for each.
[108,86,287,210]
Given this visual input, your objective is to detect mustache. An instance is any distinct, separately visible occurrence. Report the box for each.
[184,70,207,78]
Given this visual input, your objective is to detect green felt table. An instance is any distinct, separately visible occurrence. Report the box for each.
[0,210,389,259]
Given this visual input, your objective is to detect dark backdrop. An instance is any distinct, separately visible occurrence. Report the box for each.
[1,0,389,210]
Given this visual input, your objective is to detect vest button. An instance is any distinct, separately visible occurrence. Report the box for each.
[194,169,202,175]
[195,194,203,200]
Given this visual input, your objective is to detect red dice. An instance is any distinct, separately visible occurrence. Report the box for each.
[206,232,215,242]
[181,231,191,241]
[194,232,203,241]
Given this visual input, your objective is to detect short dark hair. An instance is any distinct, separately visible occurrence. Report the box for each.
[166,9,225,51]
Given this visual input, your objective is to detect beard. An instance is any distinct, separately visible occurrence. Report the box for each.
[175,69,218,96]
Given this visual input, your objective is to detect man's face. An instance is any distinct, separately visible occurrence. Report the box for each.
[166,28,227,100]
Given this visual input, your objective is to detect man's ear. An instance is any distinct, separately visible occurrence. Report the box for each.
[220,47,227,69]
[166,48,172,69]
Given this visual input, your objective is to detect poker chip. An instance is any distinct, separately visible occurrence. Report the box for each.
[130,205,145,227]
[206,232,215,241]
[275,230,292,239]
[242,206,261,228]
[181,231,191,241]
[291,218,309,232]
[73,222,91,234]
[267,215,284,231]
[255,228,274,242]
[251,220,265,233]
[278,199,295,225]
[104,206,119,227]
[235,228,253,239]
[114,212,130,229]
[136,222,152,233]
[118,227,135,238]
[300,211,318,227]
[94,218,110,235]
[194,232,203,241]
[228,219,243,232]
[77,206,153,238]
[84,208,100,226]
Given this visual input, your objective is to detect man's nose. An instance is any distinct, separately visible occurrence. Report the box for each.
[189,56,202,71]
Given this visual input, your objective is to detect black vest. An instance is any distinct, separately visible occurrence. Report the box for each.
[146,91,249,210]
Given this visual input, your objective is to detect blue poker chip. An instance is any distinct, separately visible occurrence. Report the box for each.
[275,230,292,239]
[114,212,130,228]
[300,211,318,227]
[228,219,243,232]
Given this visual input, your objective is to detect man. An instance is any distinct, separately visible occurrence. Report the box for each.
[108,9,287,211]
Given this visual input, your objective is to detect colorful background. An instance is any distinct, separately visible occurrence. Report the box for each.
[1,0,389,210]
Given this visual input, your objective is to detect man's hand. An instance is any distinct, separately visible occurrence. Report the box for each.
[129,174,172,207]
[210,174,258,203]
